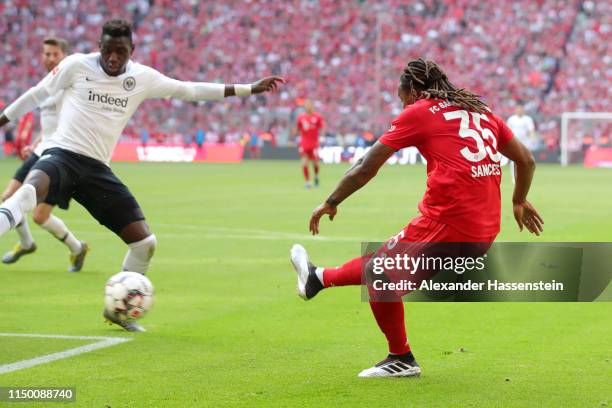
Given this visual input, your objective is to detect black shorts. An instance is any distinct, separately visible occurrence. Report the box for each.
[31,148,146,235]
[13,153,40,183]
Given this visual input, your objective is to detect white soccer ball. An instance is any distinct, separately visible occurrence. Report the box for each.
[104,271,154,321]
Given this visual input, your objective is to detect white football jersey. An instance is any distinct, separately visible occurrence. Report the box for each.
[34,90,63,156]
[36,53,206,164]
[507,114,535,148]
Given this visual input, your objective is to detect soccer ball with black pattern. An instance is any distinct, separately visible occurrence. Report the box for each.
[104,272,154,321]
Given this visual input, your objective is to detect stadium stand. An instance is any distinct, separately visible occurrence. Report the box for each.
[0,0,609,149]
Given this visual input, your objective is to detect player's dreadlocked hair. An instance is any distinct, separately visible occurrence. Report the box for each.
[400,58,489,113]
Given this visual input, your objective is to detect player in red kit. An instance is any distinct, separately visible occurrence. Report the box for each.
[295,99,324,188]
[290,59,543,377]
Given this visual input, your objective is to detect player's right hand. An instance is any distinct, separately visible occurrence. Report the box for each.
[251,76,286,94]
[513,200,544,236]
[309,202,337,235]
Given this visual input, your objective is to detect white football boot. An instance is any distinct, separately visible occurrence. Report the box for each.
[290,244,323,300]
[358,354,421,378]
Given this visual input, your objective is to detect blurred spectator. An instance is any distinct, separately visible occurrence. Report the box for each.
[195,129,205,148]
[140,129,149,146]
[0,0,608,149]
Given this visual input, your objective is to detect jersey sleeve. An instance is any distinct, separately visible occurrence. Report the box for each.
[146,68,225,101]
[318,114,324,129]
[43,53,82,95]
[526,116,535,132]
[3,84,49,122]
[378,110,421,150]
[4,54,80,122]
[296,115,302,131]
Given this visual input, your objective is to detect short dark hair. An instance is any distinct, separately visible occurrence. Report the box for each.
[43,37,69,54]
[101,19,133,42]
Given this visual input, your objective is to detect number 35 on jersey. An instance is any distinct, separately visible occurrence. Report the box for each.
[444,109,503,178]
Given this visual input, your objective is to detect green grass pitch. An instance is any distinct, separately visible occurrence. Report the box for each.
[0,158,610,407]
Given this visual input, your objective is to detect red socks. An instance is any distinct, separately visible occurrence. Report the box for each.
[303,162,319,181]
[370,301,411,355]
[322,255,411,355]
[322,256,364,287]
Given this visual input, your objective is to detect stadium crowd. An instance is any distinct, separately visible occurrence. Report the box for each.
[0,0,609,149]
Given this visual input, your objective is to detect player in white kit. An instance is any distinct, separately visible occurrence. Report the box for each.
[1,37,88,271]
[0,19,285,331]
[507,101,537,183]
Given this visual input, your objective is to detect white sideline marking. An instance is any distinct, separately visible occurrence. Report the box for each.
[71,230,365,242]
[0,333,132,375]
[68,223,372,242]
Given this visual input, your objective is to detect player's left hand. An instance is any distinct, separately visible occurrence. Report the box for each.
[309,202,337,235]
[513,200,544,236]
[20,144,34,159]
[251,76,286,94]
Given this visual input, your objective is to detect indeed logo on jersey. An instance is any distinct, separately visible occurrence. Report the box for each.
[88,90,129,108]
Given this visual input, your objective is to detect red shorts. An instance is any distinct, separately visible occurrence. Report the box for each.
[299,146,318,160]
[390,215,497,244]
[366,216,497,300]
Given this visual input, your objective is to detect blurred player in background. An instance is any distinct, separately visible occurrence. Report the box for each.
[1,37,89,271]
[291,59,543,377]
[507,101,537,183]
[0,19,285,331]
[246,131,262,160]
[295,99,324,188]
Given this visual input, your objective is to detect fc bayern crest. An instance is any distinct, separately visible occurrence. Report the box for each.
[123,76,136,91]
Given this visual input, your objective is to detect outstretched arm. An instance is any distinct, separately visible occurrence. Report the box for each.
[152,73,285,101]
[309,141,396,235]
[499,137,543,235]
[0,83,51,128]
[0,54,79,128]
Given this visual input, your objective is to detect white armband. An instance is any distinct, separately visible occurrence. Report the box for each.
[234,84,252,97]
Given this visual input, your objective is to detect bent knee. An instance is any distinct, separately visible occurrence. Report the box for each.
[24,171,50,203]
[32,208,50,225]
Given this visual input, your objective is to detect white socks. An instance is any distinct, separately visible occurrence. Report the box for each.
[15,219,34,249]
[315,267,325,285]
[122,234,157,274]
[0,186,80,255]
[41,215,82,255]
[0,184,36,236]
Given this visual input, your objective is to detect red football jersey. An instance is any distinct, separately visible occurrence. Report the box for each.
[379,99,514,238]
[297,112,324,149]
